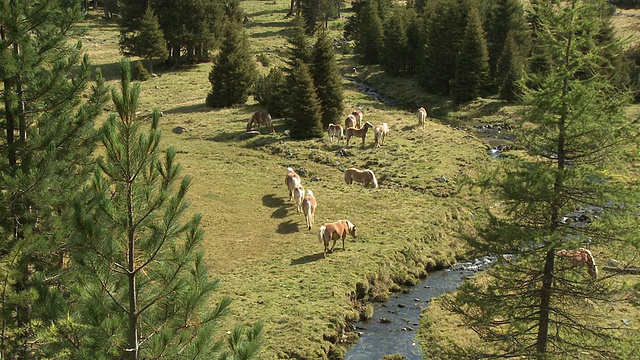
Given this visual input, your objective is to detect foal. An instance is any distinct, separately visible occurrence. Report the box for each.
[284,167,302,201]
[318,220,357,257]
[301,190,317,230]
[345,122,373,147]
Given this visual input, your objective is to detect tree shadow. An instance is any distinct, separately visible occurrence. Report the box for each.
[91,61,122,82]
[276,220,299,234]
[165,103,210,115]
[290,253,324,265]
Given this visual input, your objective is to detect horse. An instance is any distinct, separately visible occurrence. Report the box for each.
[351,110,364,128]
[284,167,302,201]
[328,123,345,143]
[374,123,389,148]
[417,107,427,129]
[293,185,305,213]
[301,189,317,230]
[556,248,598,279]
[345,114,357,129]
[318,220,357,257]
[345,121,373,147]
[247,110,275,133]
[344,168,378,189]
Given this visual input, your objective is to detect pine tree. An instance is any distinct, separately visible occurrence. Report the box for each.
[310,31,344,128]
[131,4,168,74]
[381,8,409,76]
[287,61,324,139]
[206,21,257,108]
[354,0,384,64]
[69,59,259,360]
[283,17,312,119]
[496,30,525,101]
[444,0,640,357]
[254,67,288,118]
[0,1,109,358]
[452,6,489,103]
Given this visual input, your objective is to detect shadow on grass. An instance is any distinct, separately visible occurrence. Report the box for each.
[290,253,324,265]
[165,103,210,115]
[262,194,285,208]
[276,220,299,234]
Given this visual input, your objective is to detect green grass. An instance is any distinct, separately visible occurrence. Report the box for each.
[74,2,640,359]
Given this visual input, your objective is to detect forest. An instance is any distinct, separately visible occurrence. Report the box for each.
[1,0,640,359]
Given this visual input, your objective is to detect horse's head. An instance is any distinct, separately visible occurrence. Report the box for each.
[347,221,357,238]
[364,122,373,129]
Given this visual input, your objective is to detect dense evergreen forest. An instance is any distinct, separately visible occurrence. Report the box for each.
[1,0,639,359]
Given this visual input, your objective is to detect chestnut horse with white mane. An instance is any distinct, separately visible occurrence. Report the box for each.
[293,185,305,213]
[328,123,344,143]
[417,107,427,129]
[284,167,302,201]
[374,123,389,148]
[344,168,378,189]
[318,220,357,257]
[345,114,357,129]
[345,121,373,147]
[301,190,317,230]
[556,248,598,279]
[247,110,274,133]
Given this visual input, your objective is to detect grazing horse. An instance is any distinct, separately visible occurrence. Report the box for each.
[318,220,357,257]
[374,123,389,148]
[345,114,358,129]
[285,167,302,201]
[556,248,598,279]
[293,185,305,213]
[301,190,317,230]
[344,168,378,189]
[247,110,275,133]
[351,110,364,128]
[345,121,373,147]
[328,123,345,143]
[417,107,427,129]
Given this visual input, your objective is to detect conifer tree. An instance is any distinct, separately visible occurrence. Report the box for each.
[452,6,489,103]
[283,17,312,119]
[131,4,168,74]
[0,1,109,357]
[444,0,640,357]
[311,31,344,128]
[254,67,288,118]
[287,61,324,139]
[381,8,409,76]
[69,60,259,360]
[496,30,525,101]
[206,21,257,108]
[354,0,384,64]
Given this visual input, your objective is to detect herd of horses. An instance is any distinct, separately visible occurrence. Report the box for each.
[273,109,600,274]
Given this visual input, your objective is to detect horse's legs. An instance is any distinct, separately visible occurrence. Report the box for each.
[342,235,346,250]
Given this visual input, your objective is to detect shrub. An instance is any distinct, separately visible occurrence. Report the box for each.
[131,60,150,81]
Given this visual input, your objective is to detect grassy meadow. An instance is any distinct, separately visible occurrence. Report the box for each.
[78,2,640,359]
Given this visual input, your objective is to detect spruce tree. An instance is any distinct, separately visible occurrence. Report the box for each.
[254,67,288,118]
[206,21,257,108]
[131,4,168,75]
[354,0,384,64]
[287,61,324,139]
[381,8,409,76]
[0,1,109,358]
[444,0,640,357]
[311,31,344,128]
[452,6,490,103]
[496,30,525,101]
[69,60,259,360]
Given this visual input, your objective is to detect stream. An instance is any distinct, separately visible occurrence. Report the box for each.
[344,257,496,360]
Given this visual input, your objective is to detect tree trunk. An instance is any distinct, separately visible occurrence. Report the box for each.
[126,182,138,360]
[536,249,555,354]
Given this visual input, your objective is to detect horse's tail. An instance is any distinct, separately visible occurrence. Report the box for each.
[246,114,254,132]
[583,249,598,279]
[304,199,313,229]
[318,225,326,243]
[367,170,378,189]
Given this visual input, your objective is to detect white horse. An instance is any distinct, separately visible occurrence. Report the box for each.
[284,167,302,201]
[293,185,305,213]
[301,190,317,230]
[417,107,427,129]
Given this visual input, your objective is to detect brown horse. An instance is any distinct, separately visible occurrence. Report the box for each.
[351,110,364,128]
[556,248,598,279]
[301,189,317,230]
[318,220,357,257]
[345,114,357,129]
[285,167,302,201]
[328,123,345,143]
[344,168,378,189]
[417,107,427,129]
[345,121,373,147]
[374,123,389,148]
[247,110,275,133]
